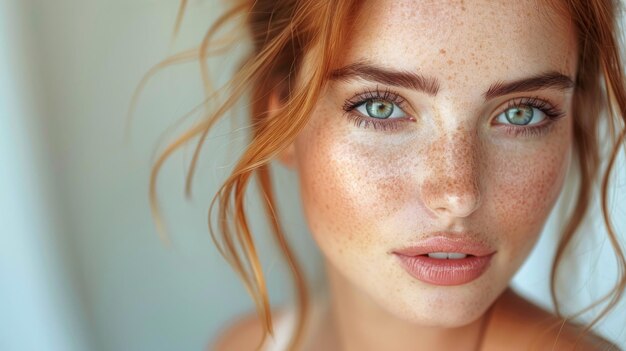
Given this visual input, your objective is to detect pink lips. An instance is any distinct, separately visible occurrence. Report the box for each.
[392,235,496,286]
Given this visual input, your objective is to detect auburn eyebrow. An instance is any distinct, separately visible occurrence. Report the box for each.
[329,62,574,100]
[329,62,440,95]
[483,72,575,100]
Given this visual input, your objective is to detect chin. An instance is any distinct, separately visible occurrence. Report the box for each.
[395,293,493,328]
[366,273,504,328]
[410,306,489,328]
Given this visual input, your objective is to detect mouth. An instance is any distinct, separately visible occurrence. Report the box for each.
[391,233,495,257]
[421,252,475,259]
[391,233,496,286]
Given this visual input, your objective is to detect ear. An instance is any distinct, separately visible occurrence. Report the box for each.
[268,91,297,169]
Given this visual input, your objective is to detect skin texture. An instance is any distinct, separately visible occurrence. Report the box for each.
[279,0,580,349]
[212,0,624,350]
[214,288,617,351]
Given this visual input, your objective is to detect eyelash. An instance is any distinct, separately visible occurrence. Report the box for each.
[497,96,565,137]
[342,87,412,131]
[342,88,566,137]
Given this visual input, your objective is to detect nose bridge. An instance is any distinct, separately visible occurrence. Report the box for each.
[420,129,482,218]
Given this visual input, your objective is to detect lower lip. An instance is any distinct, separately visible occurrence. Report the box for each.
[395,253,495,286]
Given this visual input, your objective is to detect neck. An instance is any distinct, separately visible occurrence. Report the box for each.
[320,263,494,351]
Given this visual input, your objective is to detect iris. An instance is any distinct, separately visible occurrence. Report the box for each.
[365,99,394,119]
[504,106,534,125]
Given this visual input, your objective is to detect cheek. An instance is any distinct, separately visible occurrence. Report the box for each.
[486,124,572,251]
[294,119,417,254]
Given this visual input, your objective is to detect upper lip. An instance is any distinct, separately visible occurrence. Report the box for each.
[391,232,496,257]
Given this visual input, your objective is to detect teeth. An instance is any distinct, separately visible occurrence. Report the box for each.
[427,252,468,259]
[428,252,449,259]
[448,253,468,259]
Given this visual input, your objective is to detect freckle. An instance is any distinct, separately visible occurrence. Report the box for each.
[439,48,447,55]
[447,59,454,65]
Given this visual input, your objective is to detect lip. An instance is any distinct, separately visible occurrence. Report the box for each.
[392,233,496,286]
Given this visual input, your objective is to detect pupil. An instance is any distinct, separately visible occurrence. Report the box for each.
[505,106,533,125]
[366,99,393,119]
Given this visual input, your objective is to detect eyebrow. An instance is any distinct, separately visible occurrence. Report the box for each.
[483,72,575,100]
[330,61,440,95]
[329,61,575,100]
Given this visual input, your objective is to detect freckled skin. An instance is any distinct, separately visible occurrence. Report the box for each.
[285,0,577,349]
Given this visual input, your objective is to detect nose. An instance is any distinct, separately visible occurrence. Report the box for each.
[420,132,482,218]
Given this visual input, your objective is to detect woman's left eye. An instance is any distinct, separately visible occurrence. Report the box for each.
[355,99,407,119]
[495,105,546,126]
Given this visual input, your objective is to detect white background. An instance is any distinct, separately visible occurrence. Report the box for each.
[1,0,624,350]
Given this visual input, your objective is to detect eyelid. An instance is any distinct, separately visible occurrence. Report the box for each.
[354,100,408,119]
[491,96,565,124]
[494,106,546,126]
[342,86,414,116]
[489,96,567,138]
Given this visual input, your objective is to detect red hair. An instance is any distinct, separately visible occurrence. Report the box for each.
[130,0,626,349]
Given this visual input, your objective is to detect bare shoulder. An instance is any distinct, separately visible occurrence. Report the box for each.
[210,310,267,351]
[489,288,620,351]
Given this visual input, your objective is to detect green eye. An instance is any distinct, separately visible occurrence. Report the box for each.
[365,99,394,119]
[504,105,534,125]
[356,98,407,119]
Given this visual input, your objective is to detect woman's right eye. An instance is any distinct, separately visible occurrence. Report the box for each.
[355,99,408,119]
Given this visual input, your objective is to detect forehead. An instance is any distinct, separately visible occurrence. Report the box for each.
[342,0,577,88]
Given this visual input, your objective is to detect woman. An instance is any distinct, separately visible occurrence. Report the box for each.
[136,0,626,350]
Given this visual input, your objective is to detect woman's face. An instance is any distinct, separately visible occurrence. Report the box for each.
[289,0,577,326]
